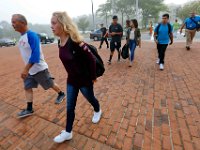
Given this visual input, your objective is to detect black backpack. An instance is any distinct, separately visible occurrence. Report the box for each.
[59,39,105,78]
[121,44,129,59]
[85,44,105,78]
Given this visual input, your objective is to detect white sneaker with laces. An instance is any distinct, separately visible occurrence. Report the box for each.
[160,64,164,70]
[156,58,160,64]
[92,109,102,124]
[54,130,73,143]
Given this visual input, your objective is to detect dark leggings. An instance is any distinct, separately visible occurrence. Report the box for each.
[100,37,109,47]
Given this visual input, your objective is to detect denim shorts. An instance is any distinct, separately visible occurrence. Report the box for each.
[24,69,54,90]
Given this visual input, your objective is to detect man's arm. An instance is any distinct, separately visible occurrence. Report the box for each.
[180,19,186,33]
[154,32,158,44]
[169,32,173,45]
[21,63,34,79]
[180,23,185,33]
[169,25,174,45]
[21,32,41,79]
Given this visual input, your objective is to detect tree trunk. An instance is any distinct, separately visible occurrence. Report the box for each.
[121,12,124,28]
[106,13,108,28]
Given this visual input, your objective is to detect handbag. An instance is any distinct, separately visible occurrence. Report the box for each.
[121,44,129,59]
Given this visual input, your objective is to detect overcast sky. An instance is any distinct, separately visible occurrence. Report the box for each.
[0,0,190,24]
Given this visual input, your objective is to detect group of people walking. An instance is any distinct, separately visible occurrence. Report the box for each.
[11,12,102,143]
[10,10,199,144]
[99,16,141,67]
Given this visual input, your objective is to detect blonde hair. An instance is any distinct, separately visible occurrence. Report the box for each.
[52,11,83,43]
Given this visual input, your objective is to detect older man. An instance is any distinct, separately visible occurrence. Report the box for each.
[180,11,200,50]
[11,14,65,118]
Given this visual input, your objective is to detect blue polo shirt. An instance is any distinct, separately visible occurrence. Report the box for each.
[154,23,173,44]
[184,16,200,30]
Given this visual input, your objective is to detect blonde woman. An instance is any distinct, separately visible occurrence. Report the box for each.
[51,11,102,143]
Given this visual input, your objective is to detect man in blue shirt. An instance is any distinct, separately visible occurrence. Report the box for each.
[180,11,200,50]
[154,14,173,70]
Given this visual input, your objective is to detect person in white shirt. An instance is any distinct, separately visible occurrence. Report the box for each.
[11,14,65,118]
[126,19,141,67]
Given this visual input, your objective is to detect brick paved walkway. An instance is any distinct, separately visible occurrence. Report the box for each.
[0,41,200,150]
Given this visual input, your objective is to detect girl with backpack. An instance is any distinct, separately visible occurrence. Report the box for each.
[126,19,141,67]
[51,11,102,143]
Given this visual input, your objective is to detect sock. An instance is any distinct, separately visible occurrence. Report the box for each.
[58,91,64,95]
[109,55,112,61]
[27,102,33,111]
[118,53,120,60]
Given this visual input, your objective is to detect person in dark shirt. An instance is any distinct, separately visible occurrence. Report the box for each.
[99,23,109,49]
[108,15,123,64]
[51,11,102,143]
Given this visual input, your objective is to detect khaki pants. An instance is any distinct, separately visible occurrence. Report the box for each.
[185,29,196,47]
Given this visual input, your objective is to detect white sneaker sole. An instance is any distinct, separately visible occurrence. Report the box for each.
[17,113,34,118]
[53,133,73,143]
[53,137,72,143]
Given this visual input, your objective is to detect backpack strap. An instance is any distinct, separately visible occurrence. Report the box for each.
[190,17,198,25]
[167,23,171,35]
[156,23,161,34]
[190,17,200,29]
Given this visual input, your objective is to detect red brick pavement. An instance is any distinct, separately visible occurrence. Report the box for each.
[0,41,200,150]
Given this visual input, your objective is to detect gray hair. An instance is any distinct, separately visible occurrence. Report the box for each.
[12,14,28,25]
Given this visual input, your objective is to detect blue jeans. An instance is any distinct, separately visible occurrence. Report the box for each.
[66,84,100,132]
[129,40,136,62]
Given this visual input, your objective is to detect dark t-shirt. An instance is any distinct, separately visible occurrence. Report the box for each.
[100,27,107,36]
[109,23,123,42]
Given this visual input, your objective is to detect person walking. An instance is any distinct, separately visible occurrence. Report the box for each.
[180,11,199,50]
[149,21,153,36]
[107,16,123,64]
[173,19,180,38]
[126,19,141,67]
[98,23,109,49]
[51,11,102,143]
[154,14,173,70]
[11,14,65,118]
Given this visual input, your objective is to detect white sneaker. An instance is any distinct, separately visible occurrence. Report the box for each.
[156,58,160,64]
[53,130,73,143]
[92,109,102,124]
[129,62,133,67]
[160,64,164,70]
[107,60,111,64]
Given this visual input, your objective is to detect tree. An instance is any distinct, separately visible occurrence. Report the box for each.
[177,1,200,21]
[77,16,90,33]
[115,0,133,27]
[96,2,112,27]
[139,0,167,28]
[96,0,167,29]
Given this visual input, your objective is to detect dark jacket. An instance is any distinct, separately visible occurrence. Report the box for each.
[59,38,96,88]
[126,28,141,45]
